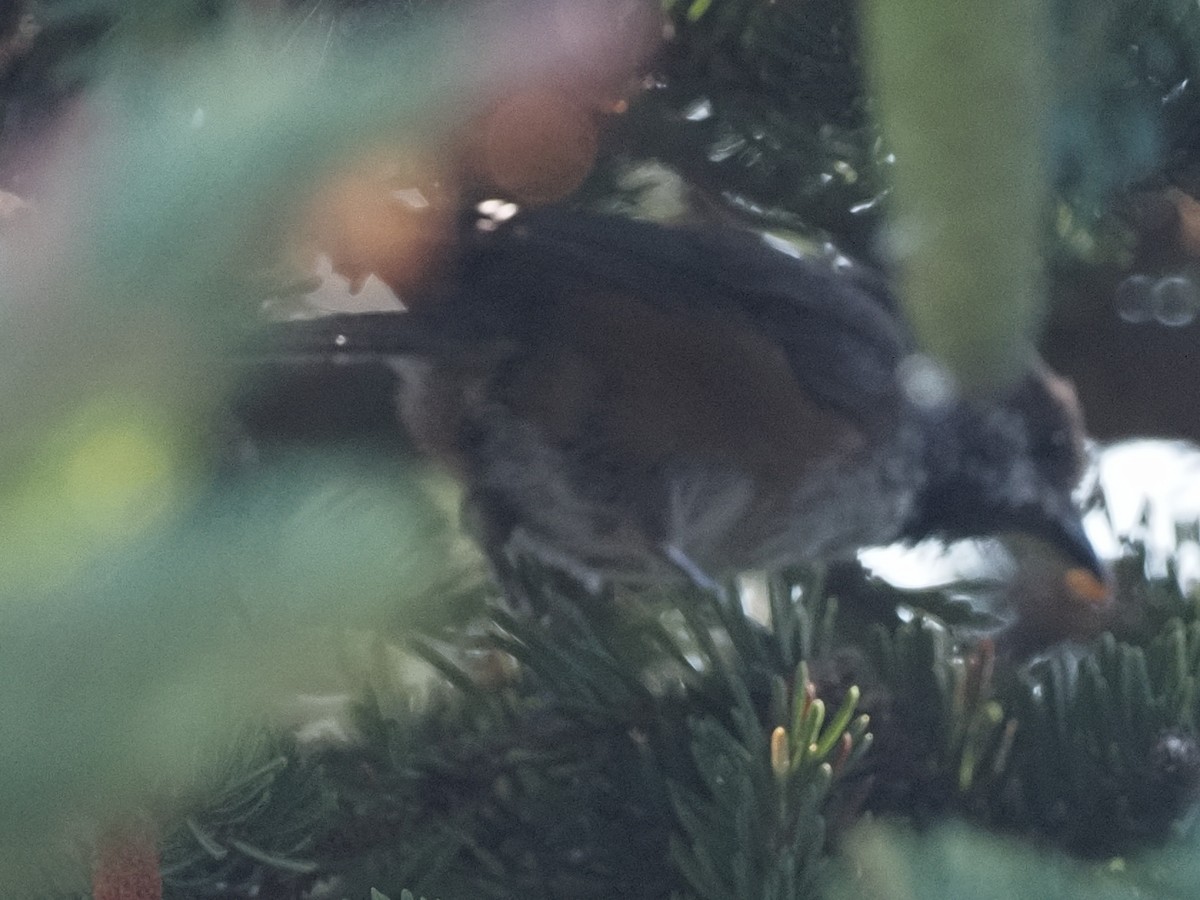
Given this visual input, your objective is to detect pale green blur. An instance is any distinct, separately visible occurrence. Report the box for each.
[863,0,1051,392]
[0,3,563,889]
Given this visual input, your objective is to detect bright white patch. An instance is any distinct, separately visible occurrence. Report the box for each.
[286,254,405,314]
[683,97,713,121]
[1093,439,1200,584]
[861,539,998,589]
[864,439,1200,590]
[898,354,956,410]
[760,232,803,259]
[477,199,520,221]
[392,188,430,209]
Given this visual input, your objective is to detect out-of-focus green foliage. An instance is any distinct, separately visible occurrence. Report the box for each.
[863,0,1048,389]
[0,1,615,889]
[827,821,1150,900]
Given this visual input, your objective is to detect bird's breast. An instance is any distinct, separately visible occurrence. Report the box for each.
[443,288,917,579]
[499,289,870,483]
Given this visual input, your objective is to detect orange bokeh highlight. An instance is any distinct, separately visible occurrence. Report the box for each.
[478,88,600,204]
[301,152,458,296]
[298,0,663,291]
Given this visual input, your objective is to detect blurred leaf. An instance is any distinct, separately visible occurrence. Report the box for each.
[863,0,1049,389]
[828,819,1200,900]
[0,3,632,884]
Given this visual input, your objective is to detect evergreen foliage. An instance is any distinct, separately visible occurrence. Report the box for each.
[110,522,1200,900]
[157,735,336,897]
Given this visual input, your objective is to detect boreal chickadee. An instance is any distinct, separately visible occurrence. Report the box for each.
[247,205,1106,596]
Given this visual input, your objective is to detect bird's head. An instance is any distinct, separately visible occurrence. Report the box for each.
[903,361,1105,584]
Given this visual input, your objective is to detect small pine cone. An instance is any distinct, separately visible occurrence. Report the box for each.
[92,826,162,900]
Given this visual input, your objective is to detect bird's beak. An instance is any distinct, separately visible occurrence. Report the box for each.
[1034,506,1111,602]
[1048,511,1105,578]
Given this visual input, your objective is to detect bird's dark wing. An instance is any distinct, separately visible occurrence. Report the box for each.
[463,208,911,422]
[252,208,911,426]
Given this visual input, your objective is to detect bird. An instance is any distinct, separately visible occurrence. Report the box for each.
[240,204,1105,596]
